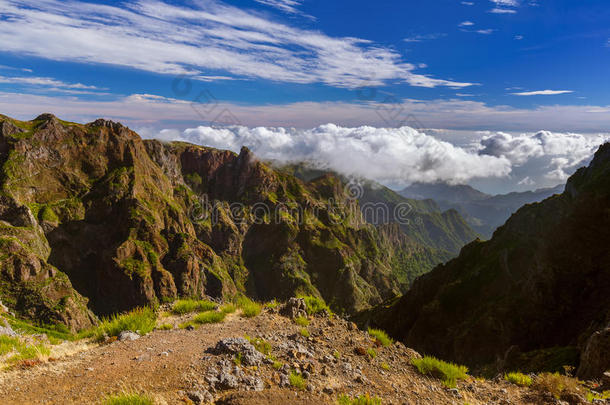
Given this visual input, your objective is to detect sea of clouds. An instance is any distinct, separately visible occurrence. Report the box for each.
[152,124,610,188]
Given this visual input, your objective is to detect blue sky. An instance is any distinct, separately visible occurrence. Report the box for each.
[0,0,609,193]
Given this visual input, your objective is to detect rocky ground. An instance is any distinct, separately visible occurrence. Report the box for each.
[0,301,590,405]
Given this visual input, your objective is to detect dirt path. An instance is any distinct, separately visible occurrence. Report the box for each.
[0,309,546,405]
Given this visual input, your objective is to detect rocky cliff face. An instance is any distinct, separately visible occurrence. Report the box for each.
[0,114,437,329]
[364,143,610,378]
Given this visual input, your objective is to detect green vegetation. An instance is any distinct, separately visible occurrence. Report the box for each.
[6,317,78,342]
[245,335,271,355]
[264,300,279,309]
[299,328,310,338]
[220,303,236,314]
[0,335,50,364]
[367,328,393,347]
[157,323,173,330]
[192,311,225,324]
[102,392,154,405]
[236,296,261,318]
[298,295,331,315]
[337,394,383,405]
[333,350,340,359]
[411,356,469,388]
[171,299,216,315]
[233,352,243,366]
[39,205,59,223]
[289,371,306,390]
[380,362,390,371]
[93,307,156,341]
[586,390,610,403]
[272,359,283,370]
[533,372,585,400]
[178,321,195,330]
[294,316,309,326]
[505,372,532,387]
[366,348,377,359]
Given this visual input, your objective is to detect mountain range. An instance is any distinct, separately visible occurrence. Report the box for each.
[0,114,476,330]
[400,182,565,238]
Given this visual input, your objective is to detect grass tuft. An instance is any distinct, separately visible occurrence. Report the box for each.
[220,303,236,314]
[245,335,271,355]
[0,336,51,364]
[337,394,383,405]
[505,371,532,387]
[102,391,154,405]
[171,299,216,315]
[411,356,469,388]
[297,295,331,315]
[236,296,261,318]
[366,348,377,359]
[157,323,173,331]
[299,328,310,338]
[533,372,585,400]
[289,371,306,390]
[367,328,393,347]
[294,316,309,327]
[192,311,225,324]
[94,307,156,341]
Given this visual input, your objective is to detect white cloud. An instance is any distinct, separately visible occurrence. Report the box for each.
[459,21,475,27]
[403,33,447,43]
[0,0,473,89]
[490,0,519,6]
[514,35,524,40]
[476,29,495,35]
[489,0,519,13]
[0,74,103,90]
[478,130,610,179]
[512,90,573,96]
[254,0,303,14]
[152,124,513,185]
[461,2,475,5]
[490,7,517,13]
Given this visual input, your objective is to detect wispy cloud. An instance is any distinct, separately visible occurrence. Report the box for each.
[403,33,447,43]
[489,0,519,13]
[476,29,495,35]
[490,7,517,13]
[512,90,574,96]
[461,1,475,5]
[459,21,475,27]
[0,74,104,91]
[254,0,303,14]
[0,0,473,89]
[2,91,610,132]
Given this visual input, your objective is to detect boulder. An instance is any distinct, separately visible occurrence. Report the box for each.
[281,297,307,319]
[211,337,264,366]
[118,330,140,341]
[578,327,610,379]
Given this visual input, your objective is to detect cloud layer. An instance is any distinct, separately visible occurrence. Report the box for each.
[478,130,610,180]
[0,0,472,89]
[153,124,513,185]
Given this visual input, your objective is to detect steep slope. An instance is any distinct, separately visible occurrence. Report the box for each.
[0,114,431,328]
[366,143,610,378]
[400,182,564,237]
[279,164,477,252]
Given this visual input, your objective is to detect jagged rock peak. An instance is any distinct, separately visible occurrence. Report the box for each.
[34,113,59,122]
[88,118,126,131]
